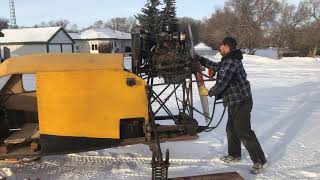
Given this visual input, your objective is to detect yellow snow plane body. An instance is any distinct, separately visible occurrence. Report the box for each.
[0,54,148,157]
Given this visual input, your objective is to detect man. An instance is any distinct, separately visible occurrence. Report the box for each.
[196,37,267,174]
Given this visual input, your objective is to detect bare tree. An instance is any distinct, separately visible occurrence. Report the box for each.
[201,7,241,49]
[285,0,320,57]
[109,17,127,30]
[88,17,136,33]
[33,19,70,28]
[306,0,320,57]
[0,18,4,37]
[33,21,48,28]
[178,17,203,45]
[92,20,104,29]
[225,0,280,53]
[48,19,70,28]
[105,17,136,33]
[201,0,280,53]
[270,1,309,49]
[68,24,79,33]
[32,19,78,32]
[309,0,320,21]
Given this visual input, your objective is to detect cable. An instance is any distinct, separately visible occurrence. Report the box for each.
[197,97,227,133]
[204,105,226,132]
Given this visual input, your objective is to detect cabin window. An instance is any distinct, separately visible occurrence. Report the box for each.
[91,44,95,51]
[22,74,36,91]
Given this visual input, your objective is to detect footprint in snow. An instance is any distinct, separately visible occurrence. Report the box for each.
[276,132,285,136]
[297,142,306,148]
[210,143,222,148]
[272,135,282,140]
[296,170,318,179]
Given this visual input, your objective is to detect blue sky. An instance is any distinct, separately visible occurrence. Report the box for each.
[0,0,226,28]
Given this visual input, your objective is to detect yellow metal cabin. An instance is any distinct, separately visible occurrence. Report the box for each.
[0,54,149,157]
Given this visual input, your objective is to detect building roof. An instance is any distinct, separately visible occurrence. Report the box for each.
[0,27,69,44]
[69,32,81,40]
[70,28,131,40]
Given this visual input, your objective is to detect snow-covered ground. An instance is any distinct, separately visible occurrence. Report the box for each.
[1,54,320,180]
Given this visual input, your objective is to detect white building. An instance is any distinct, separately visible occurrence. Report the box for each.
[0,27,74,57]
[69,28,131,54]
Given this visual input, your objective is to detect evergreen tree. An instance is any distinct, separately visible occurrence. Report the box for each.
[160,0,178,32]
[135,0,161,35]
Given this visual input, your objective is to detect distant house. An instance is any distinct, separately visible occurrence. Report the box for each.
[0,27,75,57]
[69,28,131,54]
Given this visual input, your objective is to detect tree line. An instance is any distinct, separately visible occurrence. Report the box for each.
[1,0,319,57]
[134,0,320,57]
[0,17,137,34]
[200,0,320,57]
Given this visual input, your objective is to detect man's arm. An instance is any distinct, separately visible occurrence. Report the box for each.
[197,55,220,71]
[209,60,238,97]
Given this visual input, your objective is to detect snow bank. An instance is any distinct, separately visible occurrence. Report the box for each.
[255,48,279,59]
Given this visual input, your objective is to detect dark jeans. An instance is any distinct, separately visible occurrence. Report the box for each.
[226,98,266,163]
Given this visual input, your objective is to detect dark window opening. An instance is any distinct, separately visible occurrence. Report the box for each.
[125,46,132,53]
[120,118,145,139]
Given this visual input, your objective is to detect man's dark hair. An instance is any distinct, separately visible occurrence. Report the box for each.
[221,37,237,50]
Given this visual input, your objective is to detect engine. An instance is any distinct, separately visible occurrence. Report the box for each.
[131,28,193,84]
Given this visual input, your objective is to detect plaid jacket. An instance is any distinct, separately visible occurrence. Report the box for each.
[199,50,252,106]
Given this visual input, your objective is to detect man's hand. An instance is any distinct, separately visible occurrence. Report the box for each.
[208,85,218,97]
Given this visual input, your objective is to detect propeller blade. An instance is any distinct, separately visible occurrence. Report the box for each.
[188,24,210,122]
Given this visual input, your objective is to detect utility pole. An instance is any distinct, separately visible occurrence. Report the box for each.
[9,0,17,28]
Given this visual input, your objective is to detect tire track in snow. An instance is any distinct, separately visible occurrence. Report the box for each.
[66,154,228,167]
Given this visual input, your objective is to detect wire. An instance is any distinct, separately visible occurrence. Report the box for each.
[198,97,227,133]
[204,104,227,132]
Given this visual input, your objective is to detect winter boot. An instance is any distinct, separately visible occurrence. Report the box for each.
[220,155,241,163]
[250,161,269,174]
